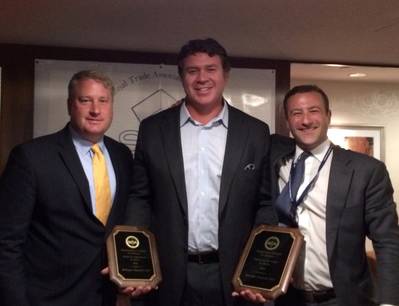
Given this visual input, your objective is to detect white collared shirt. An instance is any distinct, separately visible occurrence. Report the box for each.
[278,139,333,290]
[180,101,228,253]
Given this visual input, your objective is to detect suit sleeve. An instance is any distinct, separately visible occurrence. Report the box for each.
[365,161,399,304]
[0,146,35,306]
[125,123,152,227]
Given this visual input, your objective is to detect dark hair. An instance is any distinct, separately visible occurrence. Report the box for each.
[283,84,330,117]
[67,70,115,101]
[177,38,231,76]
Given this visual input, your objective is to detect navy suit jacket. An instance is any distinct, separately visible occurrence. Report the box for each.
[125,103,278,306]
[271,134,399,306]
[0,126,134,306]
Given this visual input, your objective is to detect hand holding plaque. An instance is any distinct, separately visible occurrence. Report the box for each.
[232,225,303,300]
[106,225,162,288]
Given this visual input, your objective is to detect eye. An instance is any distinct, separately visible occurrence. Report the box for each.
[309,108,321,113]
[78,97,90,103]
[207,66,217,72]
[290,110,302,117]
[186,68,198,75]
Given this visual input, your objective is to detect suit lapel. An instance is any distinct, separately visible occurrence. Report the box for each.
[326,147,354,260]
[271,136,295,200]
[161,106,188,215]
[57,127,92,213]
[219,106,247,215]
[104,137,121,228]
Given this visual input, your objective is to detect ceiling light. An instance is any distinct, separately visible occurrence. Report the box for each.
[323,64,351,68]
[349,73,367,78]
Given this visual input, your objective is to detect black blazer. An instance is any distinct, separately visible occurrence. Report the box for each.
[271,134,399,306]
[0,126,134,306]
[126,103,278,306]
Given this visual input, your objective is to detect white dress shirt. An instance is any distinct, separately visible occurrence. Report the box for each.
[180,102,228,253]
[279,139,333,290]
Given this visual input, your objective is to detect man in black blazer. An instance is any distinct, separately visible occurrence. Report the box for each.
[124,38,277,306]
[271,85,399,306]
[0,70,133,306]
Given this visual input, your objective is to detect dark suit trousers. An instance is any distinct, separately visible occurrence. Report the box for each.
[181,262,225,306]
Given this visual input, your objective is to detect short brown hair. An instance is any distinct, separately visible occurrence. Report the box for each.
[283,85,330,117]
[67,70,115,100]
[177,38,231,77]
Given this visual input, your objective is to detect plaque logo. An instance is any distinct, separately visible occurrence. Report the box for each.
[125,235,140,249]
[264,236,280,251]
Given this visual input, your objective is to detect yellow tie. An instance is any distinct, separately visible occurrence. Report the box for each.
[91,144,111,225]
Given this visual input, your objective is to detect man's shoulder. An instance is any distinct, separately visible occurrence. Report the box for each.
[104,135,132,156]
[140,104,179,126]
[4,129,68,170]
[333,145,384,168]
[271,133,295,147]
[15,128,66,151]
[270,134,295,163]
[228,104,268,126]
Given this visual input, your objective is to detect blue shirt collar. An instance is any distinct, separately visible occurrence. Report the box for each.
[179,99,229,128]
[69,124,106,156]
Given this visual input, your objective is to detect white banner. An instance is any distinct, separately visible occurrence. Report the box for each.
[34,59,275,153]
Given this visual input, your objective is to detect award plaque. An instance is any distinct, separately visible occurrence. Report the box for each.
[232,225,303,300]
[106,225,162,287]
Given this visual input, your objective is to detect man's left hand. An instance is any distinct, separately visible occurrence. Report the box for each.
[232,289,269,304]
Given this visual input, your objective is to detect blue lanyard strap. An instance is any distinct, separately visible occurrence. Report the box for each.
[289,144,333,208]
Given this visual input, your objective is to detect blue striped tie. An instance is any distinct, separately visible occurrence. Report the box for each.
[275,151,311,227]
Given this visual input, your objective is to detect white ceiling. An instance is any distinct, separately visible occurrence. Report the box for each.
[2,0,399,81]
[291,63,399,83]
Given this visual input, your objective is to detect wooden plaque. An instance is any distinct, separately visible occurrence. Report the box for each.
[232,225,303,299]
[106,225,162,287]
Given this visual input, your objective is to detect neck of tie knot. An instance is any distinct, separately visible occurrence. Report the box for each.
[91,144,101,156]
[297,151,311,164]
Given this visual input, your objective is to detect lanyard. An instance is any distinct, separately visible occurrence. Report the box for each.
[288,144,333,208]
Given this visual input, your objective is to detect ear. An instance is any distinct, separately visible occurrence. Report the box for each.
[224,70,230,82]
[285,111,290,128]
[67,99,72,115]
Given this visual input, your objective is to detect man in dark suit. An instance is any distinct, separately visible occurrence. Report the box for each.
[271,85,399,306]
[124,38,277,306]
[0,70,133,306]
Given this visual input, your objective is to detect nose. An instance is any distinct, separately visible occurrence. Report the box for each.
[196,69,208,82]
[89,101,100,115]
[301,112,311,125]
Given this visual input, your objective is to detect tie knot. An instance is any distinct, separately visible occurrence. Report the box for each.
[297,151,311,163]
[91,144,102,155]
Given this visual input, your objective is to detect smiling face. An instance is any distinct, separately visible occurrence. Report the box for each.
[286,91,331,151]
[68,78,113,143]
[181,52,228,117]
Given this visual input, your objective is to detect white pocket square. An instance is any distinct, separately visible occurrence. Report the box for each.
[244,163,255,171]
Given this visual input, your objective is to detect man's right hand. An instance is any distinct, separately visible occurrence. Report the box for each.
[101,266,156,298]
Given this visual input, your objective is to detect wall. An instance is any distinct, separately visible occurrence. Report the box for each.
[0,44,290,173]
